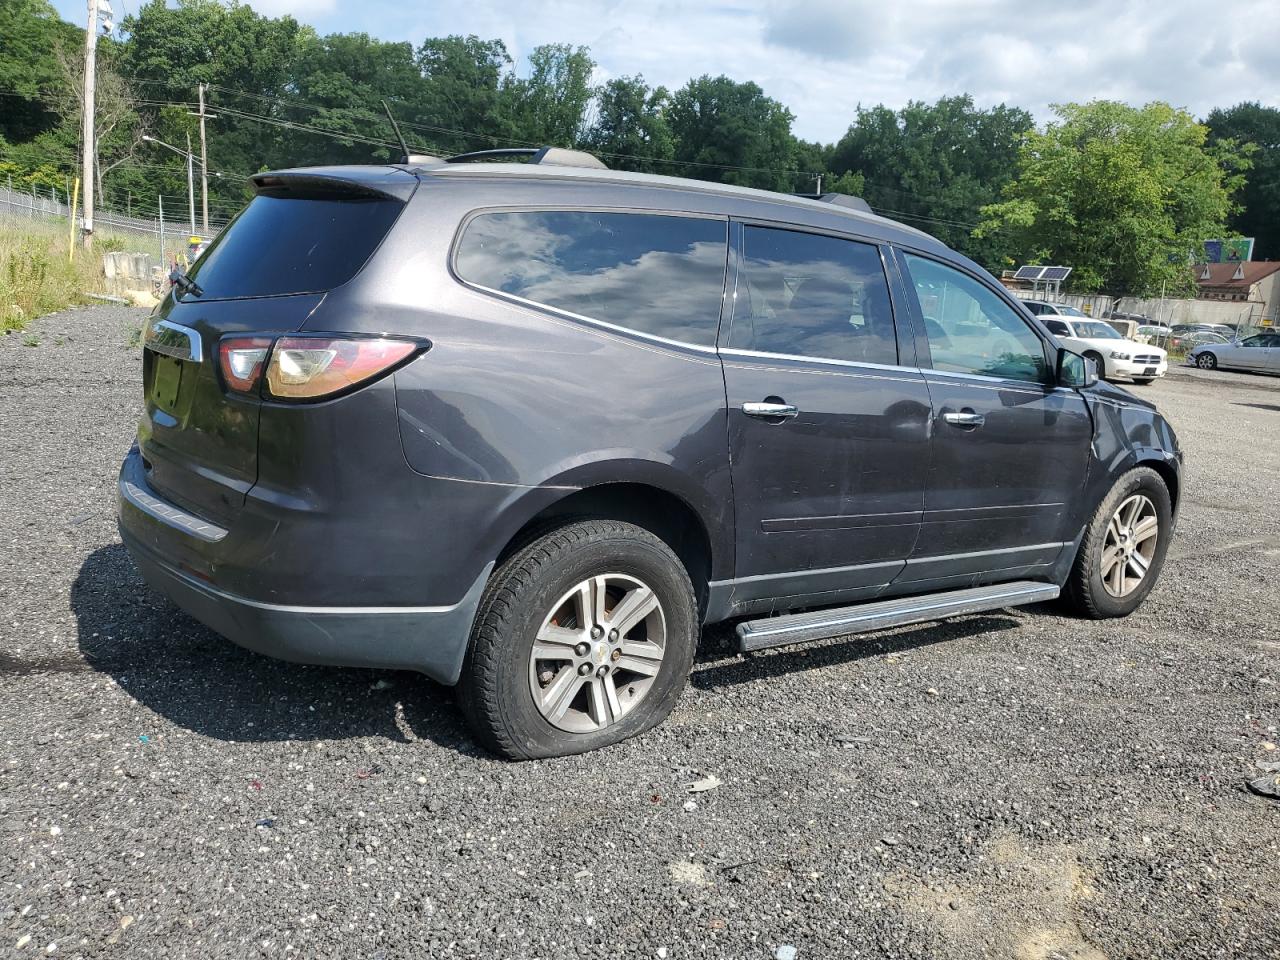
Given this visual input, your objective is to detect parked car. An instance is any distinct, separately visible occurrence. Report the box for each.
[1034,315,1168,384]
[1189,333,1280,374]
[1021,301,1089,319]
[1175,330,1231,349]
[1171,322,1234,338]
[117,150,1184,758]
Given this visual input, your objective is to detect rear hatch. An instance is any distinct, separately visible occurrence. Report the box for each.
[138,167,416,526]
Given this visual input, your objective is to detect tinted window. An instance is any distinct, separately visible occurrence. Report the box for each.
[1023,301,1044,314]
[903,254,1048,383]
[188,192,403,299]
[455,211,727,345]
[729,226,897,365]
[1044,319,1071,336]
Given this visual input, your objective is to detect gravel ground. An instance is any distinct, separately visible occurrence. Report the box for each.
[2,306,1279,960]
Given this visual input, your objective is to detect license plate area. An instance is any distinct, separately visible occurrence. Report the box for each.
[151,355,184,415]
[1143,366,1157,376]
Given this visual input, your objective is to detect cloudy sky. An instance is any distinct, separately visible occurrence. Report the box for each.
[65,0,1280,143]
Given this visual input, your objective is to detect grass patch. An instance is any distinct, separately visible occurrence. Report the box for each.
[1,219,149,332]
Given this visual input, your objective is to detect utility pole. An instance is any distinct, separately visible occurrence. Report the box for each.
[185,132,196,235]
[195,83,213,234]
[80,0,98,247]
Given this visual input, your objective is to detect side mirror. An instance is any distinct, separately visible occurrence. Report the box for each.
[1057,348,1097,388]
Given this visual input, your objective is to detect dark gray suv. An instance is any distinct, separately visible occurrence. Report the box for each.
[118,149,1182,759]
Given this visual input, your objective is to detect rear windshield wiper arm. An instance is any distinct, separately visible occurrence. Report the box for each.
[169,269,204,299]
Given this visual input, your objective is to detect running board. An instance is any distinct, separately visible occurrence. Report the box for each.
[736,581,1060,653]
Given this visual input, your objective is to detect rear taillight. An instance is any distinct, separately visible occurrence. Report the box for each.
[217,334,424,401]
[218,337,273,393]
[265,337,419,401]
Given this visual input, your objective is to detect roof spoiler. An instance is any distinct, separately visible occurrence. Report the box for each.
[250,170,418,202]
[443,146,608,171]
[793,192,873,214]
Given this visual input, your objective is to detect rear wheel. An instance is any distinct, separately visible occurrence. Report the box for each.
[1196,352,1218,370]
[457,520,698,759]
[1063,467,1172,619]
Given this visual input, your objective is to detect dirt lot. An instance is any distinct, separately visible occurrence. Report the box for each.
[2,306,1278,959]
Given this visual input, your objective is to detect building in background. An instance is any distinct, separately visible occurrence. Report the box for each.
[1192,261,1280,326]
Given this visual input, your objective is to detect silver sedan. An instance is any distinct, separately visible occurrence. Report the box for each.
[1189,333,1280,375]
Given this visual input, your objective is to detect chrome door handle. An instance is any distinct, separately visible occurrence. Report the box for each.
[942,411,985,428]
[742,401,799,420]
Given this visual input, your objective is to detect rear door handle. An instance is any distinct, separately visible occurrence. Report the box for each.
[742,401,799,420]
[942,410,985,428]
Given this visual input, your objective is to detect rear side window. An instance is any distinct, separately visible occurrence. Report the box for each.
[454,211,728,346]
[729,226,898,365]
[1044,319,1071,336]
[187,192,404,300]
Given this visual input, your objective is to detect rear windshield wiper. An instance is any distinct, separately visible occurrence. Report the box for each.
[169,269,204,299]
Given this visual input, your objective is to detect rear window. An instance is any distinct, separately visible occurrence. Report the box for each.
[454,211,728,346]
[187,192,403,300]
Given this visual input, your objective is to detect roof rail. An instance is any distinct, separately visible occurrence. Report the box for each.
[444,146,608,170]
[792,191,873,214]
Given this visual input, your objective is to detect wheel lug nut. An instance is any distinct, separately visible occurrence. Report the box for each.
[578,663,592,676]
[611,649,621,662]
[596,665,609,677]
[608,629,619,641]
[574,642,589,656]
[590,626,604,640]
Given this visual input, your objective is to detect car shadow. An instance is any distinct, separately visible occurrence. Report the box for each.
[71,544,479,752]
[1232,401,1280,413]
[690,612,1024,690]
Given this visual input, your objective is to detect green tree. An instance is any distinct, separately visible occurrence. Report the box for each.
[584,76,673,172]
[976,101,1250,296]
[1206,102,1280,260]
[415,35,512,155]
[500,44,595,147]
[0,0,79,145]
[667,75,798,191]
[831,96,1032,263]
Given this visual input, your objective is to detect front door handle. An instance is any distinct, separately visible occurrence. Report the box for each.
[742,401,799,420]
[942,410,985,429]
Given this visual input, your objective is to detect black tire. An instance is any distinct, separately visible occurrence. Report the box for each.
[1063,466,1173,619]
[1195,352,1217,370]
[1131,378,1154,386]
[1083,351,1107,382]
[457,520,698,760]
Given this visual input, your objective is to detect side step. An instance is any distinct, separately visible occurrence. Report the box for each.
[736,580,1060,653]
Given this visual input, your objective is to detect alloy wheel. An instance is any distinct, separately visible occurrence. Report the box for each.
[528,573,666,734]
[1100,494,1159,598]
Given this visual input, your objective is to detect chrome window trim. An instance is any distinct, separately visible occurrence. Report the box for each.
[144,319,203,363]
[718,346,922,379]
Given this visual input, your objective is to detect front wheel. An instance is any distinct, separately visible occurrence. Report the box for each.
[1063,467,1172,619]
[1195,352,1218,370]
[1083,351,1107,381]
[457,520,698,759]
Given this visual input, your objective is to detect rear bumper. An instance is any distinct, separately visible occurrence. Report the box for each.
[117,448,491,683]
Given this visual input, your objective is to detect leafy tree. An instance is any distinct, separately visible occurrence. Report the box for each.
[500,44,596,148]
[1206,102,1280,260]
[832,96,1032,263]
[0,0,79,144]
[292,32,425,165]
[976,101,1251,296]
[667,75,797,191]
[415,35,511,155]
[584,76,673,172]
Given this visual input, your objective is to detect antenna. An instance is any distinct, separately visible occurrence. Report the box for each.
[381,100,411,163]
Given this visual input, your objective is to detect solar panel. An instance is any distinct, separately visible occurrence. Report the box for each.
[1039,266,1073,281]
[1013,265,1046,280]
